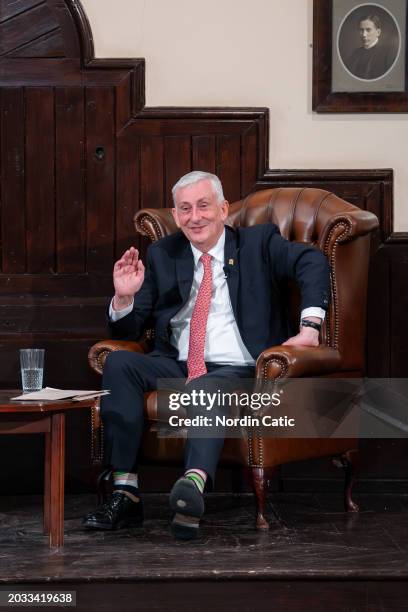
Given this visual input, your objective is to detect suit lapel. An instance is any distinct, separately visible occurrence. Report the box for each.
[224,226,240,321]
[175,238,194,306]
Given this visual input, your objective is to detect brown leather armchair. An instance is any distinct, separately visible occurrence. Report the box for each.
[88,187,378,529]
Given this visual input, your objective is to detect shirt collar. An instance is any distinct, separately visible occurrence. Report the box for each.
[364,38,379,50]
[190,228,225,268]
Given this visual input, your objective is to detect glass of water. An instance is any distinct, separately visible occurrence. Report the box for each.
[19,349,45,393]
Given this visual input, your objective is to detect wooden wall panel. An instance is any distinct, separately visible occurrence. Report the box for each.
[25,87,55,273]
[116,131,141,258]
[0,87,26,273]
[50,0,81,58]
[366,248,390,377]
[390,252,408,377]
[85,86,115,273]
[55,86,85,273]
[0,298,106,334]
[217,134,242,203]
[0,274,113,296]
[140,136,164,209]
[192,135,216,174]
[241,124,258,197]
[0,3,59,56]
[164,135,191,207]
[116,73,132,130]
[9,30,65,58]
[0,0,45,23]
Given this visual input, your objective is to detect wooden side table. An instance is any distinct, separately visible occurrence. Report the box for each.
[0,390,96,548]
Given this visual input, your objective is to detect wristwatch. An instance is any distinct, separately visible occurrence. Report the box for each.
[300,319,322,332]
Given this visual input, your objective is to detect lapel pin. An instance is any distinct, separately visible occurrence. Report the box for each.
[228,258,234,266]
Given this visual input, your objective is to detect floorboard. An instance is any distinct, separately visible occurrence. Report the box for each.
[1,493,407,611]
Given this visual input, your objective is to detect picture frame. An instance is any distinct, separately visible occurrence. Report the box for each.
[313,0,408,112]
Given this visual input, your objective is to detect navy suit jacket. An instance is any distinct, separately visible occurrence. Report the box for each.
[109,224,330,361]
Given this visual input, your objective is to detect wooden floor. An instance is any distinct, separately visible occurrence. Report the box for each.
[1,492,408,611]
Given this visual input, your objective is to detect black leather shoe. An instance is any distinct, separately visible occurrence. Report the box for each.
[169,478,204,540]
[82,492,143,530]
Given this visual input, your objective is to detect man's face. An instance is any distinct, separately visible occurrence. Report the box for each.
[172,179,229,252]
[359,19,381,48]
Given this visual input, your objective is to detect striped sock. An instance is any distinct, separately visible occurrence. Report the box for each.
[184,469,207,494]
[113,471,140,502]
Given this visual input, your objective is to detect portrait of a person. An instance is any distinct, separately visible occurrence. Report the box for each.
[343,13,398,80]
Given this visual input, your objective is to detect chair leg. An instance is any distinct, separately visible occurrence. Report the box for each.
[333,450,359,513]
[251,467,269,530]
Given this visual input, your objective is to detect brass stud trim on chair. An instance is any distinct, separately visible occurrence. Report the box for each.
[247,356,288,469]
[96,349,111,375]
[90,398,104,464]
[135,214,163,242]
[323,220,351,350]
[261,357,289,382]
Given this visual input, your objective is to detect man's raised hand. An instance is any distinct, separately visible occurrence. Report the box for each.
[112,247,145,311]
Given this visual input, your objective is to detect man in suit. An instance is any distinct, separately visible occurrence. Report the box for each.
[346,14,396,80]
[83,171,330,539]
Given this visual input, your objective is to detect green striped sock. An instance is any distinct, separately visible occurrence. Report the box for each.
[113,470,139,501]
[184,469,207,494]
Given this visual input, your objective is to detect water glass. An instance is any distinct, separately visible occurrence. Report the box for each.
[19,349,45,393]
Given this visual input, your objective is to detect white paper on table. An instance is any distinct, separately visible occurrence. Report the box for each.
[72,391,110,402]
[11,387,110,401]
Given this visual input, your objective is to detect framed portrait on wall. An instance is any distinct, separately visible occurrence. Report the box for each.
[313,0,408,111]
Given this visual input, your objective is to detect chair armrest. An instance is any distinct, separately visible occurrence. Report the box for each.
[319,210,378,247]
[134,208,177,241]
[88,339,149,376]
[256,344,341,380]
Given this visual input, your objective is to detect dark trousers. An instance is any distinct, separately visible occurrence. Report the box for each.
[100,350,254,486]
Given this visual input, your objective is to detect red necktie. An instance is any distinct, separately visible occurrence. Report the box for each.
[186,253,213,383]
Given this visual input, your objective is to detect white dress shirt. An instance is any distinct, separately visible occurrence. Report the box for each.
[109,230,325,364]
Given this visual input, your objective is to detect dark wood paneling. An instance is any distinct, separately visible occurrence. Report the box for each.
[366,247,390,377]
[140,136,164,209]
[0,87,26,273]
[51,0,81,57]
[55,86,85,273]
[132,117,256,137]
[241,124,258,196]
[85,86,115,273]
[0,3,59,56]
[217,134,242,203]
[390,250,408,376]
[116,131,141,259]
[116,73,132,131]
[25,87,55,273]
[164,135,191,207]
[0,58,136,86]
[8,30,65,58]
[0,0,45,24]
[192,135,216,173]
[86,60,145,115]
[0,299,106,334]
[0,274,113,296]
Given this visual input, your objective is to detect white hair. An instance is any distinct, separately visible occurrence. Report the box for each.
[172,171,225,205]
